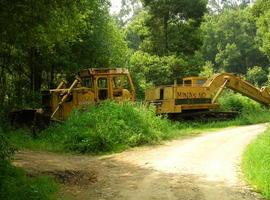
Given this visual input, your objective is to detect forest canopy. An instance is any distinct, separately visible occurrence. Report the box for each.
[1,0,270,119]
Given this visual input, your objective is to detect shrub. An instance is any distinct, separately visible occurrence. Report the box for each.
[219,91,264,113]
[0,162,57,200]
[199,61,214,77]
[0,133,16,161]
[246,66,268,86]
[218,91,270,124]
[41,101,174,153]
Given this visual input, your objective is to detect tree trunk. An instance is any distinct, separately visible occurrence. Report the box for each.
[0,63,6,108]
[163,14,169,54]
[29,47,42,94]
[50,64,55,88]
[15,71,23,106]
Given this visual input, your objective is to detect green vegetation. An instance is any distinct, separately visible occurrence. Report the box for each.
[200,7,268,75]
[242,128,270,199]
[2,0,270,117]
[218,92,270,125]
[246,66,268,86]
[7,94,270,154]
[0,0,129,115]
[9,101,175,153]
[2,0,270,198]
[0,133,57,200]
[219,91,267,112]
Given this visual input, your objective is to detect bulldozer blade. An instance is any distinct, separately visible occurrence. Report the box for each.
[9,109,50,131]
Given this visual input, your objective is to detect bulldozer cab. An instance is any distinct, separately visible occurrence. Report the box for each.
[9,68,135,129]
[46,68,135,120]
[78,68,135,102]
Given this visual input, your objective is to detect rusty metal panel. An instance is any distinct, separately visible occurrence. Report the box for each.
[156,100,182,114]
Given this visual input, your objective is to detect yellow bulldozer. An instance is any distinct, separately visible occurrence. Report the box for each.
[145,73,270,120]
[9,68,136,128]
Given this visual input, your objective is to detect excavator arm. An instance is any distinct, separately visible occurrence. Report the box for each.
[204,73,270,107]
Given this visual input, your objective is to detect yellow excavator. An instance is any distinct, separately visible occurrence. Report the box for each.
[145,73,270,119]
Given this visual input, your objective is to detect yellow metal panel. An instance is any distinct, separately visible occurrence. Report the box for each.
[164,87,174,99]
[156,100,182,114]
[48,68,136,121]
[145,88,160,100]
[175,87,211,99]
[77,90,95,106]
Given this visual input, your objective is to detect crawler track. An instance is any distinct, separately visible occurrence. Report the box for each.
[169,110,239,121]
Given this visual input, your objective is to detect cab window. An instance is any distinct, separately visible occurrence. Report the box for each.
[98,78,108,88]
[184,80,192,85]
[196,79,206,85]
[112,76,131,90]
[82,77,93,88]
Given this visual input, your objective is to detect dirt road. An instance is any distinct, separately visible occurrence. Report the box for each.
[13,124,267,200]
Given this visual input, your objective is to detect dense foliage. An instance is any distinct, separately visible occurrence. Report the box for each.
[0,0,128,114]
[218,91,270,124]
[200,8,268,74]
[7,96,270,155]
[140,0,207,55]
[246,66,268,86]
[1,0,270,116]
[2,0,270,198]
[39,101,174,153]
[219,91,264,113]
[252,0,270,59]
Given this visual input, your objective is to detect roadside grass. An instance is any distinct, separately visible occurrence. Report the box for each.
[8,101,175,153]
[242,127,270,199]
[0,133,58,200]
[2,92,270,200]
[5,92,270,154]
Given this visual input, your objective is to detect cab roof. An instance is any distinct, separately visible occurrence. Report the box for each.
[183,77,207,81]
[79,68,130,77]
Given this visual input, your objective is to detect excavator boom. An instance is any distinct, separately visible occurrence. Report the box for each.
[204,73,270,107]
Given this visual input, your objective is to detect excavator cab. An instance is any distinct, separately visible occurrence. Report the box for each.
[183,77,207,86]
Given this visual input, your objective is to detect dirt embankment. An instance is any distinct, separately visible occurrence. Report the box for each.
[13,124,267,200]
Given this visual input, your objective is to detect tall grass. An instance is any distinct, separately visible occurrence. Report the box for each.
[6,93,270,154]
[242,128,270,199]
[39,101,176,153]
